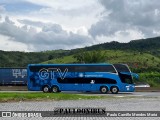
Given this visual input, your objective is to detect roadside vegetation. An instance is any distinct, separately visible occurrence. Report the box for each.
[138,72,160,87]
[0,92,108,102]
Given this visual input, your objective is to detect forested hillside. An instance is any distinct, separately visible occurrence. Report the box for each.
[76,37,160,57]
[0,36,160,67]
[0,50,69,67]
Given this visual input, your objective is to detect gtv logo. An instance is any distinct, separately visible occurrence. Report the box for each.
[38,68,68,80]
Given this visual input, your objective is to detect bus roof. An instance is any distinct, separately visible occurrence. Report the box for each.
[28,63,113,66]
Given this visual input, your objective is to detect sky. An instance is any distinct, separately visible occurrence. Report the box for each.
[0,0,160,52]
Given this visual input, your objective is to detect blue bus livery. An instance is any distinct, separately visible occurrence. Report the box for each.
[27,64,138,94]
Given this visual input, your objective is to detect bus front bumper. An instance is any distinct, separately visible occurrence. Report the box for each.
[125,85,135,92]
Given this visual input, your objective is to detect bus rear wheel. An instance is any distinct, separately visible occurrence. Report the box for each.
[42,86,50,93]
[51,86,59,93]
[110,86,119,94]
[100,86,108,94]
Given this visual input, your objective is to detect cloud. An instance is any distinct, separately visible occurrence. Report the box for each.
[25,0,99,11]
[0,0,103,52]
[0,0,45,13]
[89,0,160,39]
[0,16,93,51]
[18,19,48,27]
[1,0,160,51]
[5,16,15,24]
[42,24,63,33]
[24,0,103,30]
[93,29,145,44]
[0,5,6,13]
[0,35,29,52]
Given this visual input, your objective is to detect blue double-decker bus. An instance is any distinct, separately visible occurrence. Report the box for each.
[27,64,138,94]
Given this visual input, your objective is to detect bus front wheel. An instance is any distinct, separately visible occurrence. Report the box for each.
[42,86,50,93]
[110,86,119,94]
[100,86,108,94]
[51,86,59,93]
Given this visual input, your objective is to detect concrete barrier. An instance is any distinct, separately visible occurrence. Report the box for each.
[0,86,28,91]
[135,87,160,92]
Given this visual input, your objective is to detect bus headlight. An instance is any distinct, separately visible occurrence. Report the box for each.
[126,86,130,90]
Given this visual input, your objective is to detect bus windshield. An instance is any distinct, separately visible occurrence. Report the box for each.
[113,64,133,84]
[113,64,130,73]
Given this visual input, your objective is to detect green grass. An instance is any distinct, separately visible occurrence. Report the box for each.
[106,51,160,67]
[0,92,107,102]
[42,55,76,64]
[41,50,160,68]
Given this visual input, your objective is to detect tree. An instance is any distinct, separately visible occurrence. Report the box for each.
[74,50,106,63]
[48,55,53,60]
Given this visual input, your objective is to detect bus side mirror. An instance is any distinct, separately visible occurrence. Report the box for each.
[131,73,139,80]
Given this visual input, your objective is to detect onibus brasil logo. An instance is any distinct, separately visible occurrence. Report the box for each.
[38,68,68,80]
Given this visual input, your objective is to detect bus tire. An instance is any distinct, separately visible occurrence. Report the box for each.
[110,86,119,94]
[51,86,59,93]
[100,86,108,94]
[42,85,50,93]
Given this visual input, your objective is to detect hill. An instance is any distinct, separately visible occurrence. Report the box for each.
[75,37,160,57]
[0,36,160,67]
[42,37,160,71]
[0,50,69,67]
